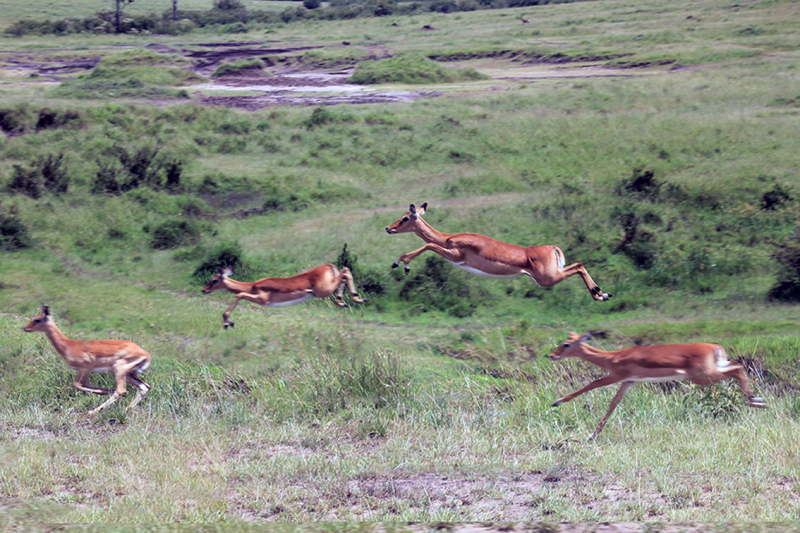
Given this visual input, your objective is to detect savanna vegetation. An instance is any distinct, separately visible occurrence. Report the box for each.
[0,0,798,528]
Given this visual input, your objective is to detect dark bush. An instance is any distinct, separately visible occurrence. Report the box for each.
[0,203,32,251]
[214,0,245,10]
[617,168,662,202]
[304,0,321,9]
[761,184,793,211]
[150,219,201,250]
[36,108,83,131]
[192,241,251,284]
[768,232,800,302]
[398,256,480,317]
[336,243,386,297]
[614,211,658,269]
[0,106,33,135]
[7,165,42,199]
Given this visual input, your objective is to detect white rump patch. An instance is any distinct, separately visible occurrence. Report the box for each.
[450,261,523,279]
[714,347,731,371]
[267,293,313,307]
[137,360,150,372]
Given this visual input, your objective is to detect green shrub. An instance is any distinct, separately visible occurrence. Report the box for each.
[0,202,32,251]
[149,219,202,250]
[5,154,69,199]
[348,54,489,85]
[192,241,251,284]
[398,256,482,317]
[212,58,266,78]
[768,232,800,302]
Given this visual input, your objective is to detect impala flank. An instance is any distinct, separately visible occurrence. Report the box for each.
[202,264,366,329]
[385,203,611,301]
[22,305,151,414]
[549,332,767,439]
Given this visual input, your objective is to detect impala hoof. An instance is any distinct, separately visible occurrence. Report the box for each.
[404,265,410,275]
[552,400,563,407]
[749,397,767,408]
[224,322,234,329]
[392,261,399,269]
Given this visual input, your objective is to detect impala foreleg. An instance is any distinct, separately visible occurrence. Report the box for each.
[392,244,464,274]
[552,375,623,407]
[73,372,113,395]
[589,381,633,440]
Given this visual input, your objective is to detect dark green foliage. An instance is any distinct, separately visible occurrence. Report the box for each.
[305,107,355,129]
[303,0,321,9]
[768,232,800,302]
[93,143,182,194]
[149,219,202,250]
[0,203,31,251]
[336,243,387,297]
[6,154,69,199]
[0,106,33,135]
[761,184,793,211]
[398,256,481,317]
[214,0,245,10]
[192,241,251,284]
[617,168,662,202]
[613,211,658,269]
[35,108,83,132]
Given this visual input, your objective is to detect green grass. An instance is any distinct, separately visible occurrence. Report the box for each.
[0,0,798,526]
[348,53,489,84]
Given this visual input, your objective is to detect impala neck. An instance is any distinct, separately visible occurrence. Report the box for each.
[413,218,451,247]
[222,277,255,294]
[42,323,75,355]
[577,344,620,372]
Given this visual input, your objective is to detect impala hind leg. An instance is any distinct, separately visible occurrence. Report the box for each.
[690,364,766,408]
[529,252,611,301]
[88,375,127,414]
[125,373,150,410]
[393,244,464,274]
[334,267,366,306]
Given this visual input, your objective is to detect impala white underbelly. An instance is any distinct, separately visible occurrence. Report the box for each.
[267,293,313,307]
[450,261,523,279]
[628,374,687,383]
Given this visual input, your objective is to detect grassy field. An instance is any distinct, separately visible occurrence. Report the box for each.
[0,0,798,527]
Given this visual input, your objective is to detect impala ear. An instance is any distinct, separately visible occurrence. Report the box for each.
[418,202,427,216]
[221,266,233,277]
[577,332,593,343]
[409,204,418,219]
[41,304,49,316]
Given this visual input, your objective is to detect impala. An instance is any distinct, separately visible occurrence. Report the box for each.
[520,14,530,23]
[549,332,767,439]
[22,305,151,414]
[385,203,611,301]
[202,264,366,329]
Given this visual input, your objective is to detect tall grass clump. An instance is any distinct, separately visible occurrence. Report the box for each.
[0,202,31,251]
[348,54,489,85]
[211,59,267,77]
[270,350,412,417]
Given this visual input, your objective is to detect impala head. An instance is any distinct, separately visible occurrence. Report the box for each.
[22,304,52,332]
[385,202,427,234]
[549,331,592,361]
[202,266,233,294]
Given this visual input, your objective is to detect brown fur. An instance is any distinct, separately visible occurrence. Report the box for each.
[22,305,151,414]
[549,332,766,439]
[202,263,365,328]
[385,203,611,301]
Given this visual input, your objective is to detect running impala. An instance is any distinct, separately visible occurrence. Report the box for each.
[202,264,366,329]
[22,305,151,414]
[385,203,612,301]
[549,332,767,439]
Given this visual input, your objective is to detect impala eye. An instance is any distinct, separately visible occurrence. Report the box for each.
[562,342,571,348]
[402,216,409,223]
[34,318,42,323]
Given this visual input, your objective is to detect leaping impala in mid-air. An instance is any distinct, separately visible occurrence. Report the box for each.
[385,202,612,301]
[549,331,767,439]
[202,264,366,329]
[22,305,151,414]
